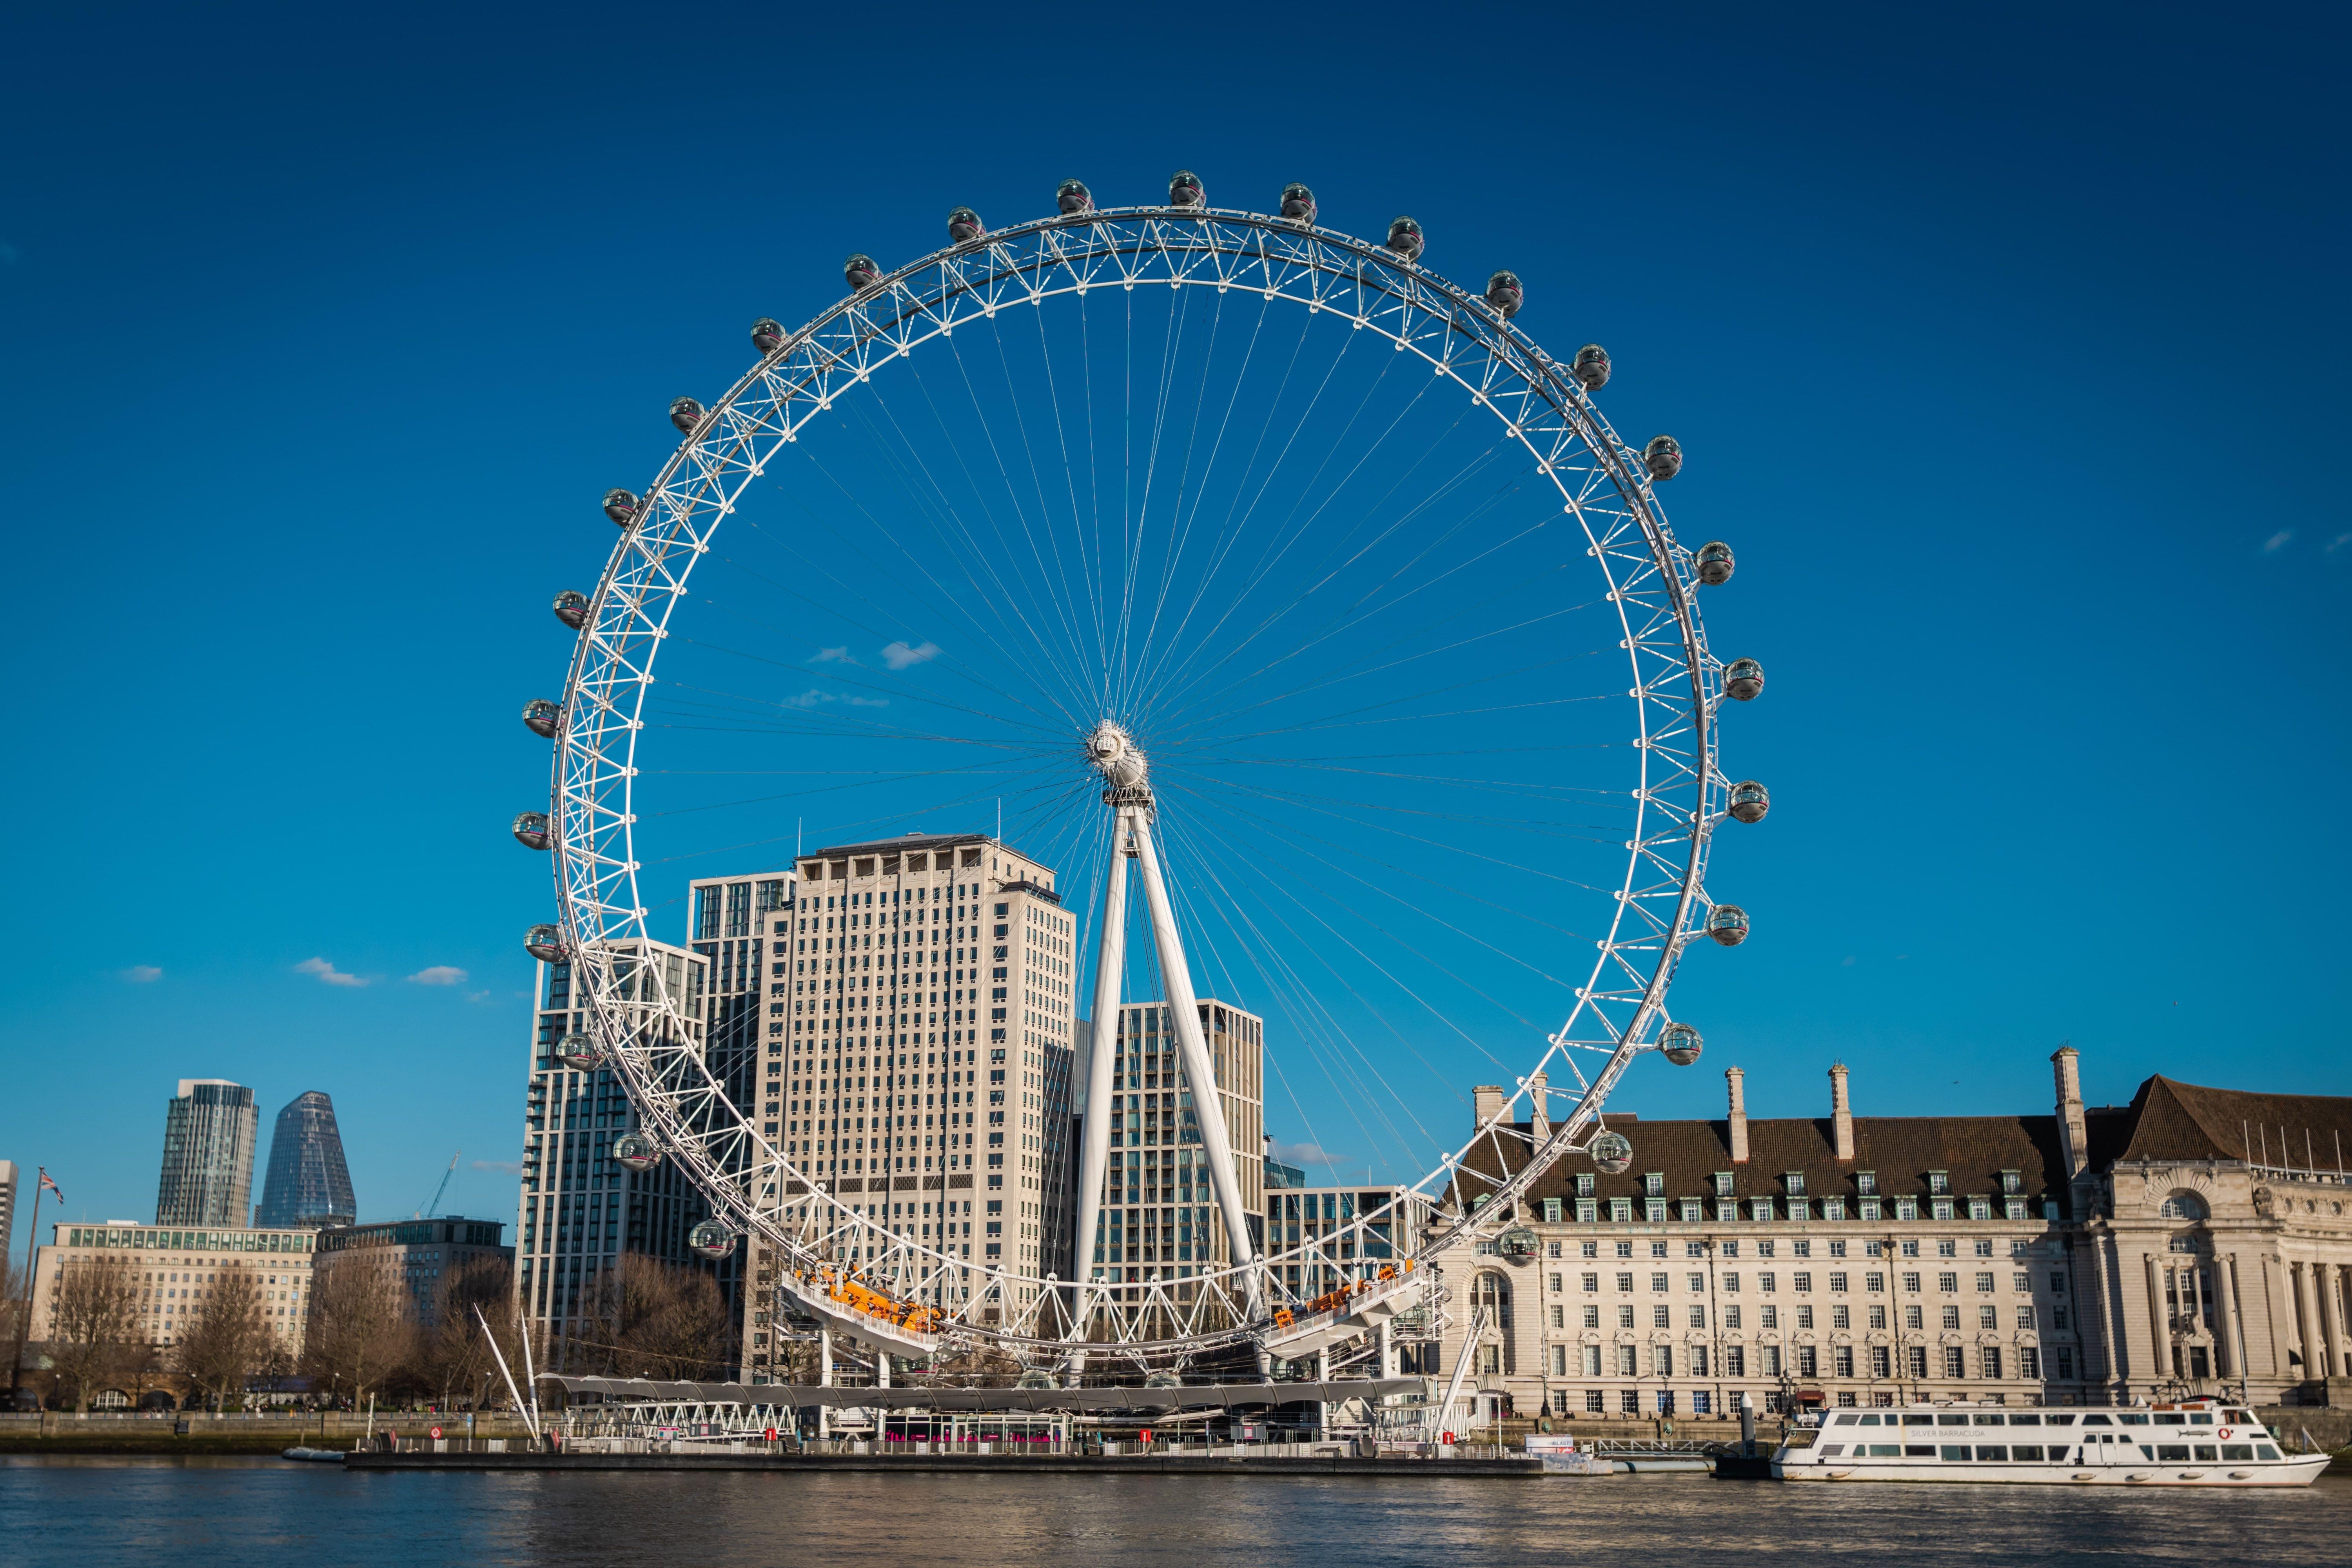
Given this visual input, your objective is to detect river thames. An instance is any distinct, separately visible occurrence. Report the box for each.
[5,1459,2350,1567]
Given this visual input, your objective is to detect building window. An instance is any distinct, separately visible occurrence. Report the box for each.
[1645,1199,1668,1224]
[1895,1198,1918,1221]
[1585,1389,1606,1413]
[1725,1346,1746,1377]
[1982,1347,2004,1380]
[1644,1172,1665,1198]
[1785,1172,1806,1196]
[1858,1198,1882,1221]
[1855,1171,1877,1195]
[2020,1346,2040,1379]
[1679,1199,1703,1223]
[1928,1171,1949,1196]
[1576,1200,1598,1224]
[1750,1198,1773,1223]
[1713,1172,1734,1197]
[1542,1198,1561,1224]
[1943,1347,1965,1379]
[1576,1174,1595,1198]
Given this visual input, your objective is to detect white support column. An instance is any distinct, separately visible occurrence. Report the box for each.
[1072,822,1133,1303]
[817,1328,833,1439]
[1132,818,1260,1309]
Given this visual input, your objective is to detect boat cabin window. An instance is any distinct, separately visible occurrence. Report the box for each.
[2044,1414,2076,1426]
[2006,1413,2042,1426]
[1901,1414,1934,1426]
[2188,1412,2214,1425]
[2081,1414,2111,1425]
[2258,1445,2282,1460]
[2154,1413,2187,1426]
[2117,1414,2150,1426]
[1936,1414,1969,1426]
[2225,1408,2257,1423]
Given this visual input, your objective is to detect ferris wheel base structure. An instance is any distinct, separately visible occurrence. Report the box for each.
[526,172,1768,1381]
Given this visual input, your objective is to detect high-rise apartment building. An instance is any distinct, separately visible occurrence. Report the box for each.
[744,833,1076,1372]
[315,1217,512,1326]
[1087,999,1265,1287]
[513,937,714,1363]
[156,1080,258,1229]
[254,1091,356,1229]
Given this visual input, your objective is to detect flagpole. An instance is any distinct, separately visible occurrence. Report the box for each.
[8,1170,47,1402]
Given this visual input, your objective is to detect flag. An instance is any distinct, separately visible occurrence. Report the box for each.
[38,1168,63,1202]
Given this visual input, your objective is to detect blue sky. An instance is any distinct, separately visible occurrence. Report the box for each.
[3,2,2345,1251]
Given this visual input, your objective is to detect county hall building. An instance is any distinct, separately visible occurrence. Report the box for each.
[1441,1046,2352,1418]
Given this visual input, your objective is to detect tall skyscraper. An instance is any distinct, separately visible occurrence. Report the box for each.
[156,1080,258,1228]
[254,1091,357,1229]
[760,833,1077,1339]
[513,935,716,1363]
[1086,998,1265,1286]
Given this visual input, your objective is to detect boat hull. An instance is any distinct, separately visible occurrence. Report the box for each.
[1775,1454,2330,1487]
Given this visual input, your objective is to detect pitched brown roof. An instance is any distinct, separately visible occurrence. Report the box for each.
[2113,1076,2352,1169]
[1451,1110,2063,1209]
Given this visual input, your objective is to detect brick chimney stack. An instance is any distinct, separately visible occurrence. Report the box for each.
[1527,1072,1550,1139]
[2052,1045,2089,1179]
[1726,1066,1749,1163]
[1829,1062,1855,1162]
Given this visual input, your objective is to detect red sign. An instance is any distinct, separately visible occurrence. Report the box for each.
[429,1426,443,1440]
[764,1427,779,1443]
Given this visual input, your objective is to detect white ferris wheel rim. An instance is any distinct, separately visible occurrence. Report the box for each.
[548,201,1739,1361]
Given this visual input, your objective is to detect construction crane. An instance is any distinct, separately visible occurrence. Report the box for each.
[414,1151,459,1220]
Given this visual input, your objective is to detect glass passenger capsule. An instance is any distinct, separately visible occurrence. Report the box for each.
[844,253,882,292]
[1143,1370,1183,1388]
[1693,541,1735,586]
[1588,1130,1634,1175]
[688,1219,737,1259]
[552,589,589,629]
[1722,658,1764,701]
[751,317,787,354]
[602,488,641,527]
[1167,170,1204,207]
[1485,270,1523,319]
[1643,435,1682,481]
[669,396,706,436]
[1056,179,1093,215]
[1279,183,1317,223]
[521,699,563,738]
[613,1132,661,1173]
[512,811,551,851]
[1016,1370,1060,1390]
[1727,780,1770,824]
[1659,1021,1703,1066]
[556,1032,606,1071]
[523,923,565,962]
[947,206,986,243]
[1706,904,1750,947]
[1386,216,1425,260]
[1572,344,1610,391]
[1497,1225,1540,1258]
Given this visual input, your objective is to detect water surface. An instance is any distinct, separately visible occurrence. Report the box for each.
[5,1458,2347,1566]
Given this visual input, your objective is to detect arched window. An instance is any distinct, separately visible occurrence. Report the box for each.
[1473,1270,1512,1332]
[2158,1192,2207,1221]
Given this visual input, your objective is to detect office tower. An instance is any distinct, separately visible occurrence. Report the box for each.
[34,1219,316,1353]
[687,871,794,1357]
[155,1080,258,1228]
[313,1217,513,1327]
[760,834,1076,1341]
[513,935,715,1364]
[254,1091,357,1229]
[1087,999,1265,1286]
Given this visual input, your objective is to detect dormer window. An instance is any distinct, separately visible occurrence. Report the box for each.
[1928,1171,1950,1196]
[1713,1172,1735,1197]
[1785,1172,1806,1196]
[2000,1169,2023,1195]
[1644,1172,1665,1198]
[1855,1171,1877,1195]
[1577,1174,1595,1198]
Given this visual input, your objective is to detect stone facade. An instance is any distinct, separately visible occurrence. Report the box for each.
[1437,1048,2352,1418]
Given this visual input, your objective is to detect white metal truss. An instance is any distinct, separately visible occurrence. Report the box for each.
[547,202,1735,1371]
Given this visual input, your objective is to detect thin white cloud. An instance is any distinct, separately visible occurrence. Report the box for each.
[2263,529,2294,553]
[813,646,855,664]
[1268,1140,1343,1167]
[784,688,888,709]
[2328,532,2352,554]
[122,965,163,984]
[472,1159,522,1175]
[881,640,941,671]
[407,965,469,986]
[295,956,369,988]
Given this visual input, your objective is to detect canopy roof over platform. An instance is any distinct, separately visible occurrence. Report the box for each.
[540,1375,1428,1411]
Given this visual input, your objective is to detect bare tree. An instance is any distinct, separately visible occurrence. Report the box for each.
[176,1267,272,1412]
[301,1256,418,1407]
[572,1256,732,1380]
[426,1256,519,1409]
[43,1256,143,1412]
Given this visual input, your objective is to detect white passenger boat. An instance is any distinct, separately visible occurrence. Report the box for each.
[1773,1397,2330,1486]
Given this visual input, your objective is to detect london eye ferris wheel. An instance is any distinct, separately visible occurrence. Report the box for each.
[513,172,1769,1377]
